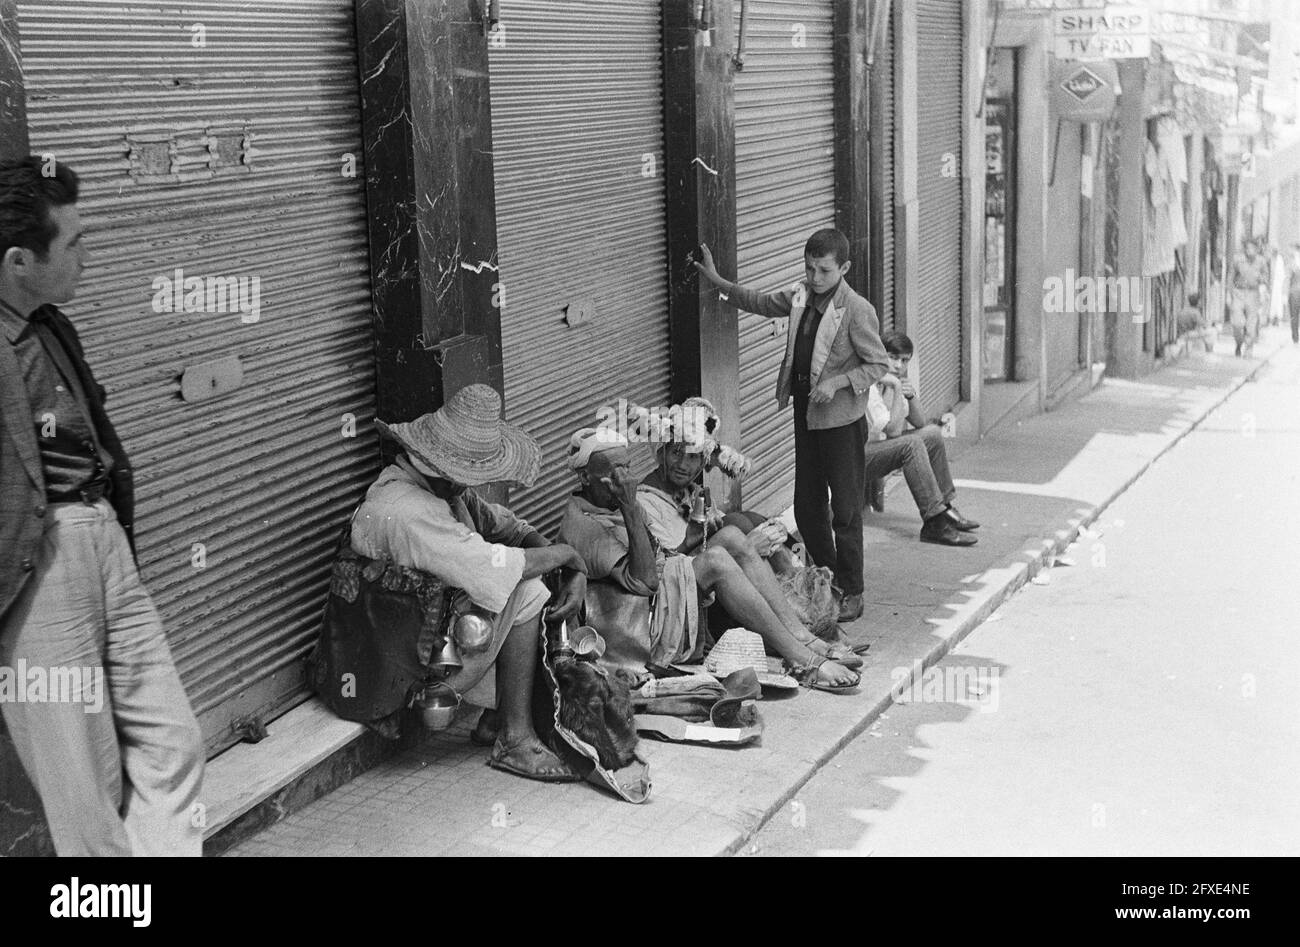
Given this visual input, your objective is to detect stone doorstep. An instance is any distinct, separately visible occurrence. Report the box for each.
[206,346,1278,857]
[201,700,375,852]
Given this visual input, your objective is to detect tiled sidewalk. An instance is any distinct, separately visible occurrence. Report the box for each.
[225,330,1287,857]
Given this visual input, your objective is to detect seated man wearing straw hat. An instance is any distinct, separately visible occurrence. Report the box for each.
[558,426,859,692]
[354,383,588,782]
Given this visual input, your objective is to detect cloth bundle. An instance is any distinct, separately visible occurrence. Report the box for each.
[779,565,840,641]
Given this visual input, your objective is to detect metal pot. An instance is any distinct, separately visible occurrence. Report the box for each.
[453,609,495,654]
[414,682,461,731]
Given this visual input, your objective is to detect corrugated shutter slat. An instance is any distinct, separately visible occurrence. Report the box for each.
[733,0,836,514]
[915,0,964,414]
[18,0,379,752]
[489,1,670,537]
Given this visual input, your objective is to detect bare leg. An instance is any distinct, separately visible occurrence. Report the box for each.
[492,615,572,779]
[693,547,856,686]
[722,513,796,575]
[711,526,813,639]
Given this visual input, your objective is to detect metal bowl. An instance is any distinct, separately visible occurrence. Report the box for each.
[568,625,606,660]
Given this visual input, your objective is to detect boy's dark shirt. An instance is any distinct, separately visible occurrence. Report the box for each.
[790,284,837,394]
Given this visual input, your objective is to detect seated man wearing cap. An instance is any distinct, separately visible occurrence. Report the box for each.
[355,384,587,782]
[558,427,859,690]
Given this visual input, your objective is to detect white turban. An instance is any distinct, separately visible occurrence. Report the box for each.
[568,426,629,470]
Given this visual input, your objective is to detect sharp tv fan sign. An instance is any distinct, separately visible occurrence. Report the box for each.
[1053,5,1150,61]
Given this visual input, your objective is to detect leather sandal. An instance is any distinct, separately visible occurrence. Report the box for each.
[791,656,859,694]
[804,637,864,670]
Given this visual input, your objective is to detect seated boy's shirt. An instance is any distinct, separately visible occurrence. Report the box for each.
[558,495,660,598]
[350,457,531,614]
[866,384,891,442]
[635,482,723,552]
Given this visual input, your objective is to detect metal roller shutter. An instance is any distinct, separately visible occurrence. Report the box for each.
[18,0,379,753]
[489,0,670,538]
[875,1,897,332]
[733,0,836,514]
[915,0,964,415]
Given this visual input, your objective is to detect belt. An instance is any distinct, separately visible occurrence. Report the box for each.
[49,478,110,506]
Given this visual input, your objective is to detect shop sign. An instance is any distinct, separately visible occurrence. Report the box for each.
[1051,60,1119,122]
[1053,6,1150,60]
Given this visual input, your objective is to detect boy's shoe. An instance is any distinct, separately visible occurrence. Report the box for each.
[837,593,864,623]
[920,516,977,547]
[866,478,885,513]
[944,506,980,531]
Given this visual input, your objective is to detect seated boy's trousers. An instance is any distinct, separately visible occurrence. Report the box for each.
[862,424,956,521]
[792,395,866,596]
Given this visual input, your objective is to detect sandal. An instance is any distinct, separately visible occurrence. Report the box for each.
[791,656,860,693]
[804,637,864,670]
[486,736,582,783]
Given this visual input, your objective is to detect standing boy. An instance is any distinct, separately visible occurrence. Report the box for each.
[694,229,891,622]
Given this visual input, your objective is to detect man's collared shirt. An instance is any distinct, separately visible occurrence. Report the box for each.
[349,457,536,614]
[0,300,113,501]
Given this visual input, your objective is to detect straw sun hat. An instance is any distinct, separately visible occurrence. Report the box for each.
[376,383,541,488]
[702,629,798,690]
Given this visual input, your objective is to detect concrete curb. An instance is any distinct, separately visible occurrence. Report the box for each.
[720,344,1285,857]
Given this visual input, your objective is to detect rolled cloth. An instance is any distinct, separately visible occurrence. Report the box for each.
[569,426,629,470]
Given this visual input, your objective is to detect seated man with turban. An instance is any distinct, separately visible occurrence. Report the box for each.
[351,384,588,781]
[558,426,859,691]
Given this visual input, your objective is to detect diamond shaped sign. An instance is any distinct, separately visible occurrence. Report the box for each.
[1062,66,1105,104]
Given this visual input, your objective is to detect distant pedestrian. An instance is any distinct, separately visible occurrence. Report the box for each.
[1288,243,1300,345]
[693,230,892,623]
[1230,240,1263,357]
[1,156,204,855]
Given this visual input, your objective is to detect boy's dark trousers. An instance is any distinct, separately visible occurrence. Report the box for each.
[792,390,867,596]
[1289,290,1300,343]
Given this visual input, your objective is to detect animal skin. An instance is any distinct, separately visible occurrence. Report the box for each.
[553,658,639,770]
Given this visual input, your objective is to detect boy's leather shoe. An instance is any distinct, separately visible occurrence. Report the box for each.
[920,516,977,547]
[837,593,864,623]
[944,506,980,531]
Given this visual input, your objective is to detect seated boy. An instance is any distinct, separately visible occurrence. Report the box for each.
[863,331,979,547]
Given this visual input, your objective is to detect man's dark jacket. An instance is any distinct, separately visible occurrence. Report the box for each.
[0,304,135,630]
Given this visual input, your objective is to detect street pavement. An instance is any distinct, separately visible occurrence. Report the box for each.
[223,327,1291,857]
[745,331,1300,857]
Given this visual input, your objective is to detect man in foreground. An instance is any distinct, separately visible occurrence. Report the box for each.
[1,156,203,855]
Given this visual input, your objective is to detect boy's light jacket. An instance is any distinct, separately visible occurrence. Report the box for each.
[726,278,891,430]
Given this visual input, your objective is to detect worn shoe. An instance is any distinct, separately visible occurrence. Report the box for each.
[866,478,885,513]
[944,505,980,531]
[837,592,864,623]
[920,516,978,547]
